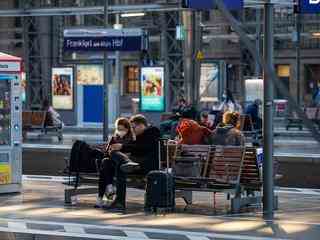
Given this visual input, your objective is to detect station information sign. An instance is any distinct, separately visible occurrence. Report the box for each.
[299,0,320,13]
[63,28,148,52]
[140,66,165,112]
[183,0,243,10]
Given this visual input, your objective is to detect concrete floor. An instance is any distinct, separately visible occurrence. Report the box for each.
[0,180,319,239]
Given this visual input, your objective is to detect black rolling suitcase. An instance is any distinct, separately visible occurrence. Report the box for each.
[145,170,175,213]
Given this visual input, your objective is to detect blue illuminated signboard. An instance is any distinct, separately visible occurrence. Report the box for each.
[140,67,165,112]
[63,28,148,52]
[183,0,243,11]
[299,0,320,13]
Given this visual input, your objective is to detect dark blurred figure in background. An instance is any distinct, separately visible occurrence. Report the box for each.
[245,99,262,130]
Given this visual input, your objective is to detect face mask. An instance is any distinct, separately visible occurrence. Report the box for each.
[116,130,128,138]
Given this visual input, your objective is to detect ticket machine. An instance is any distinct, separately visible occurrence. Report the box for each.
[0,52,22,193]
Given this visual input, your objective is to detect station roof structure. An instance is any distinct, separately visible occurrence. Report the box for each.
[0,0,295,17]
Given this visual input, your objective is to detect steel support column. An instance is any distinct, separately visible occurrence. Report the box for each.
[22,0,53,109]
[103,0,110,141]
[295,12,301,105]
[162,11,185,108]
[183,10,194,103]
[193,11,202,106]
[263,2,275,220]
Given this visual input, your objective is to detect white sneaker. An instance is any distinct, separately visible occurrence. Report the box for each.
[105,185,115,200]
[94,197,104,208]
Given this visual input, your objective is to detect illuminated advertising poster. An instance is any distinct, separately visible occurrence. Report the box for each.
[199,62,219,101]
[140,67,165,112]
[52,67,73,110]
[77,64,103,85]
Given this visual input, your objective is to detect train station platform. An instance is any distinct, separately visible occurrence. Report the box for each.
[0,178,319,239]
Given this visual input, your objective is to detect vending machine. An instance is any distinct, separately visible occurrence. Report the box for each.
[0,52,22,193]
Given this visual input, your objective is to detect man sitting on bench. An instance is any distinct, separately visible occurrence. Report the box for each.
[106,114,160,212]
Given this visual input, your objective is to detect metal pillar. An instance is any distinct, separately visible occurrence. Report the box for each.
[295,13,301,105]
[114,13,121,121]
[103,0,110,141]
[183,11,195,103]
[193,11,202,106]
[255,9,262,77]
[263,2,274,220]
[162,11,184,108]
[22,0,52,109]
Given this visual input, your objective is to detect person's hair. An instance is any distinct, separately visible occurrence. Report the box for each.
[226,89,235,103]
[179,98,187,104]
[115,117,134,138]
[223,111,240,127]
[201,111,209,118]
[130,114,148,127]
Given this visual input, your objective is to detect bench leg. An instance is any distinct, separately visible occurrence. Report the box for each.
[231,195,278,213]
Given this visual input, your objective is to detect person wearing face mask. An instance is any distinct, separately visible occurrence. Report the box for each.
[105,114,160,212]
[95,118,135,208]
[219,89,242,114]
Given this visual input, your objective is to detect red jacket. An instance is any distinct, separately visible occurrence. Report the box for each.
[176,119,212,145]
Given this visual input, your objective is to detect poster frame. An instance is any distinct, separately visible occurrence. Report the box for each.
[51,66,74,111]
[139,65,166,113]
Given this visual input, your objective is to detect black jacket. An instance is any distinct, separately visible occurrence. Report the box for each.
[122,126,160,157]
[122,126,160,172]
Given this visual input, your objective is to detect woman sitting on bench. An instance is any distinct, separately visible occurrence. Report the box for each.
[210,111,245,146]
[95,117,135,208]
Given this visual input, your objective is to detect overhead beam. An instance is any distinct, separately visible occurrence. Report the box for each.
[0,5,183,17]
[0,1,295,17]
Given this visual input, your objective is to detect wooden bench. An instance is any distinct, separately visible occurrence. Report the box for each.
[166,144,264,213]
[65,140,167,205]
[22,110,63,141]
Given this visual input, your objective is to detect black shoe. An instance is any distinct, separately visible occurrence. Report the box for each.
[103,200,126,212]
[120,161,140,173]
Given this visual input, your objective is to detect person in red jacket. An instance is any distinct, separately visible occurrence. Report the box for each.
[176,118,212,145]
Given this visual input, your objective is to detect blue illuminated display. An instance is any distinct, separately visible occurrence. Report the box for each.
[184,0,243,11]
[299,0,320,13]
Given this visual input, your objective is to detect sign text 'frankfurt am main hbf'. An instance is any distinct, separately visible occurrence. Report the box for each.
[299,0,320,13]
[63,28,148,52]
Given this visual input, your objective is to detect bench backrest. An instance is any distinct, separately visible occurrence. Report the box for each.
[31,111,46,128]
[241,147,262,190]
[163,143,260,188]
[209,146,245,185]
[22,111,33,126]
